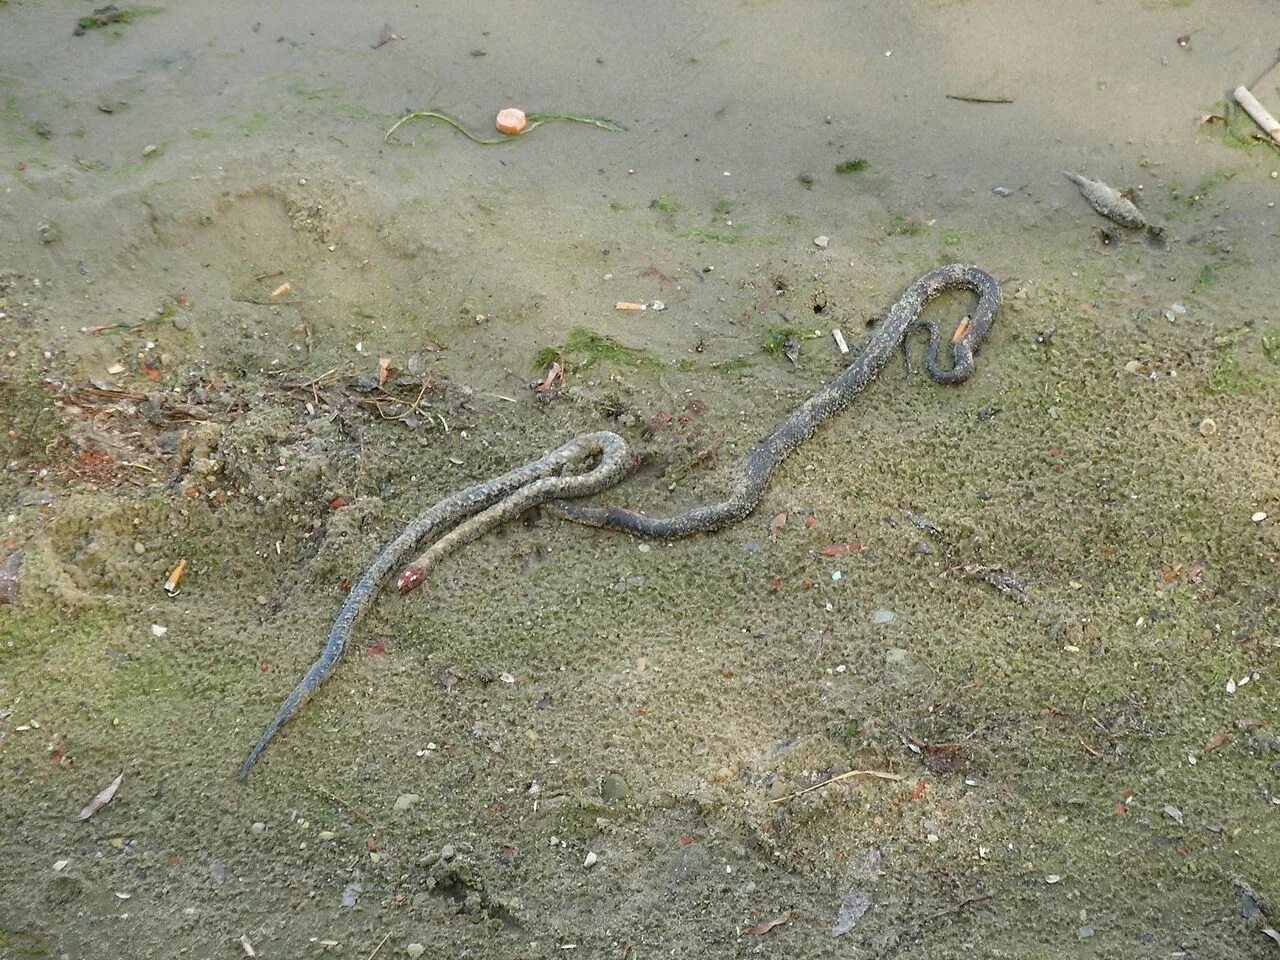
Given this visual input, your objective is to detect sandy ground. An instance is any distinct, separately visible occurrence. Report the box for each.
[2,1,1280,957]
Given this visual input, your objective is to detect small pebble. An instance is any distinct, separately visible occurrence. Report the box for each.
[583,851,598,869]
[142,144,157,156]
[1077,926,1094,941]
[600,773,629,802]
[1198,418,1216,437]
[150,624,167,637]
[871,609,895,624]
[992,186,1012,197]
[650,300,666,312]
[406,945,425,958]
[813,236,829,248]
[133,542,146,555]
[1045,874,1061,884]
[249,822,266,834]
[1251,512,1267,522]
[393,793,420,813]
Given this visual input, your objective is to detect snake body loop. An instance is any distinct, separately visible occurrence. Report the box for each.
[238,264,999,780]
[550,263,1000,538]
[238,431,630,780]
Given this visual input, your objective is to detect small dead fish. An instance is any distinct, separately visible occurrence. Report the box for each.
[1063,171,1146,229]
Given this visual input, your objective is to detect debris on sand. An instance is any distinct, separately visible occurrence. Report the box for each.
[0,550,21,604]
[73,5,141,35]
[748,912,791,935]
[72,771,124,822]
[830,889,872,937]
[1063,171,1146,228]
[1233,86,1280,147]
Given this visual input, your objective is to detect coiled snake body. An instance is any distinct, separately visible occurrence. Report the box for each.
[238,263,999,779]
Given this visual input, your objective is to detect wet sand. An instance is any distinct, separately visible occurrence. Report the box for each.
[2,2,1279,956]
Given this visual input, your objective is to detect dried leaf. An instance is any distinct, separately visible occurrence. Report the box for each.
[769,511,788,541]
[73,771,124,822]
[1204,728,1227,752]
[1161,564,1182,583]
[534,360,565,394]
[749,912,791,936]
[1188,560,1206,583]
[830,889,871,937]
[376,356,391,387]
[819,540,862,557]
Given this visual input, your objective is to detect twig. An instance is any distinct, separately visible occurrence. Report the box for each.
[768,769,904,804]
[945,94,1014,104]
[914,893,994,925]
[1248,48,1280,90]
[232,270,303,305]
[315,785,381,829]
[1078,737,1102,758]
[365,931,392,960]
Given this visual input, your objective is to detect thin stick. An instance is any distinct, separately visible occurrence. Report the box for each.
[365,931,392,960]
[914,893,994,925]
[1247,48,1280,90]
[946,94,1014,104]
[768,769,904,804]
[1078,737,1102,758]
[315,785,381,829]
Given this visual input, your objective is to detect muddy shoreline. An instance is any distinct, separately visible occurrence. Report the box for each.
[3,2,1280,957]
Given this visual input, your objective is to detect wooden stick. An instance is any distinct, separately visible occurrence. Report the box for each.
[365,931,391,960]
[1233,86,1280,146]
[914,893,994,925]
[768,769,904,804]
[946,94,1013,104]
[315,785,381,829]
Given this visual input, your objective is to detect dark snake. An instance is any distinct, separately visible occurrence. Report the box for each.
[238,263,999,779]
[549,263,1000,536]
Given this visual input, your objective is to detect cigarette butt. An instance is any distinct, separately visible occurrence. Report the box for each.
[615,301,647,311]
[1233,85,1280,145]
[951,316,971,344]
[270,281,292,298]
[163,558,187,597]
[831,328,849,354]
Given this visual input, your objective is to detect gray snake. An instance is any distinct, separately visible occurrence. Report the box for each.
[549,263,1000,536]
[238,432,631,780]
[238,263,999,779]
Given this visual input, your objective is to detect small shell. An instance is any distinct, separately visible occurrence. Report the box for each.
[495,108,527,135]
